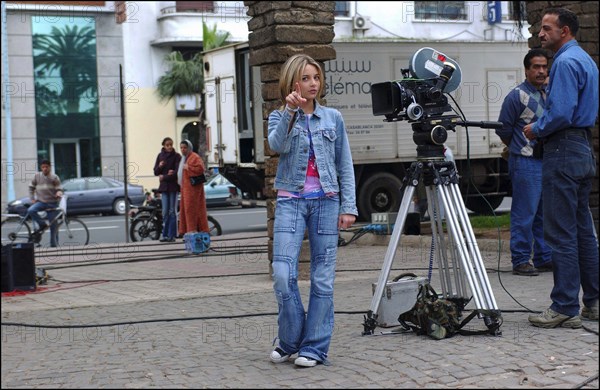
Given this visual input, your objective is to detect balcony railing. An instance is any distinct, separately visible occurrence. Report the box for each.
[160,2,248,17]
[152,2,250,46]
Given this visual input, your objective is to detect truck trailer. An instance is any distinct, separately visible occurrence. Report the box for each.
[203,40,528,221]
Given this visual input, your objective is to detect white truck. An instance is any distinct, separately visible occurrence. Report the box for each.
[203,40,528,220]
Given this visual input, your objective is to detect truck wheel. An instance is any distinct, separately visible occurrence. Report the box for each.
[457,159,508,215]
[465,195,504,215]
[358,172,403,222]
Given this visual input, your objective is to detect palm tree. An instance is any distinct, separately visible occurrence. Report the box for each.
[155,22,231,103]
[155,51,204,102]
[202,21,230,51]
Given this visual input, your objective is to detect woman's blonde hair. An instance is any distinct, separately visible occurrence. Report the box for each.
[278,54,325,106]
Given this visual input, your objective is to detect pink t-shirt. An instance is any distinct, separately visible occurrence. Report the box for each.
[278,115,333,199]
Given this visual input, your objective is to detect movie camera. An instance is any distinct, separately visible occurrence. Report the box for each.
[370,47,501,159]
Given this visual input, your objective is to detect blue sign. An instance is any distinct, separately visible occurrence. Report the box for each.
[487,1,502,24]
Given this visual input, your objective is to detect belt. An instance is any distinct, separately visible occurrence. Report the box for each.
[278,188,326,199]
[544,127,591,143]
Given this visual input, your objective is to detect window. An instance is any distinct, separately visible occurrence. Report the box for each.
[32,16,102,180]
[335,1,350,17]
[214,175,226,186]
[415,1,467,21]
[483,2,527,22]
[107,178,123,188]
[88,179,109,190]
[508,1,526,22]
[63,179,86,192]
[177,47,203,61]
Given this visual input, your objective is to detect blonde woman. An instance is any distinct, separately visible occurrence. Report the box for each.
[267,54,358,367]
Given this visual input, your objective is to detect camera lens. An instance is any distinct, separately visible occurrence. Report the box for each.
[427,87,442,101]
[407,103,423,120]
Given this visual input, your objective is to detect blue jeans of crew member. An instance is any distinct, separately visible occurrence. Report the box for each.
[272,195,340,364]
[27,201,59,247]
[508,155,551,268]
[543,130,599,317]
[161,192,178,240]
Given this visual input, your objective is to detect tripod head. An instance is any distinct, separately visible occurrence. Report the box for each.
[411,115,504,160]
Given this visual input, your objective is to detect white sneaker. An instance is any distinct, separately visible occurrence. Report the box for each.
[269,347,291,364]
[294,356,317,367]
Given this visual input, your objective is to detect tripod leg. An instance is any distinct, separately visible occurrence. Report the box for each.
[437,182,499,311]
[363,185,416,335]
[449,230,470,300]
[427,185,468,300]
[425,185,451,297]
[437,183,485,308]
[449,185,502,333]
[448,182,499,309]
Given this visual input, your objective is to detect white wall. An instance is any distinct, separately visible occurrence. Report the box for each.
[335,1,529,42]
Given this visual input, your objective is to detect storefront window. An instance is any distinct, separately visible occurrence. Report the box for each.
[32,16,101,180]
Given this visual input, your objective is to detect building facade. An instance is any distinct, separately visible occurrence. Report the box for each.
[2,1,124,207]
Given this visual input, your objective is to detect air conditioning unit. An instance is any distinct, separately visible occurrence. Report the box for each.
[353,15,371,30]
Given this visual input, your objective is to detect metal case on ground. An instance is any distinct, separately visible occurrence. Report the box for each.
[372,276,428,327]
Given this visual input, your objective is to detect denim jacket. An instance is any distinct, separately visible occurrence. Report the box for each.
[268,101,358,216]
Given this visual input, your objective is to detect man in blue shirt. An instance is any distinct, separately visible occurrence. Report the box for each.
[497,49,552,276]
[524,8,599,328]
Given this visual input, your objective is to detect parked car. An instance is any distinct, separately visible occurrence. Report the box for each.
[204,173,243,208]
[6,177,146,216]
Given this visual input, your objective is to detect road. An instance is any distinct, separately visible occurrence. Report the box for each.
[3,196,511,247]
[22,206,268,247]
[96,206,267,243]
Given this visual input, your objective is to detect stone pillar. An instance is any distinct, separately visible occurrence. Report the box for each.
[245,1,336,278]
[525,1,599,225]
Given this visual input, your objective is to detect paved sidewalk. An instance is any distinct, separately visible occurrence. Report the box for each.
[1,232,598,388]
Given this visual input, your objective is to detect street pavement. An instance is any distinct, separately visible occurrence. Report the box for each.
[1,231,598,389]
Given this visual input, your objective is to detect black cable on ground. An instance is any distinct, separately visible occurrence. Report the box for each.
[573,372,599,389]
[13,228,597,335]
[3,311,597,333]
[36,266,450,286]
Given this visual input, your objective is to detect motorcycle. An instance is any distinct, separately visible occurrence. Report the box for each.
[129,190,222,241]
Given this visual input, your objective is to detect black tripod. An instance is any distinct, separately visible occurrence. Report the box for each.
[362,117,503,336]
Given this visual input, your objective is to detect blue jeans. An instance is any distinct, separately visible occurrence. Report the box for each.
[27,201,59,247]
[508,155,551,268]
[543,131,599,316]
[272,195,340,363]
[161,192,178,240]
